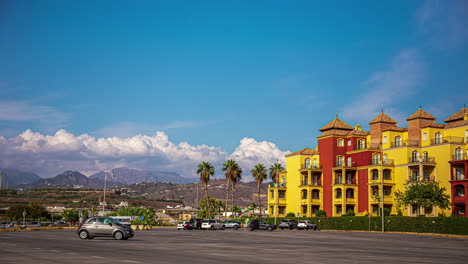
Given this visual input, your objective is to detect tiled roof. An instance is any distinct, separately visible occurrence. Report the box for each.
[319,116,354,132]
[406,107,436,121]
[444,120,468,129]
[421,122,445,129]
[347,130,371,136]
[285,148,318,157]
[382,126,408,132]
[369,111,397,124]
[318,129,370,137]
[444,106,468,123]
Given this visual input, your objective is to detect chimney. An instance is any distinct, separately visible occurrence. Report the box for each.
[354,124,362,131]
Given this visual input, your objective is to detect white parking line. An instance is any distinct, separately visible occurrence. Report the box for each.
[91,256,104,259]
[121,260,141,263]
[68,253,78,255]
[49,250,60,252]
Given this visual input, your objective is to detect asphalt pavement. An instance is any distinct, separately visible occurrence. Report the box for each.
[1,228,467,264]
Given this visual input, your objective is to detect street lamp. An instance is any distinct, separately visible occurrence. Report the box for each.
[380,155,385,232]
[102,171,109,216]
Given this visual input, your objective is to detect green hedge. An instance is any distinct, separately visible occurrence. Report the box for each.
[262,216,468,235]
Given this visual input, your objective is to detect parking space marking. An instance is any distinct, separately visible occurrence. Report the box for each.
[121,260,142,263]
[49,250,60,252]
[91,256,104,259]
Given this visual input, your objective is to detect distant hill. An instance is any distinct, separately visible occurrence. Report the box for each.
[15,171,124,190]
[0,168,42,187]
[90,167,195,185]
[115,179,269,207]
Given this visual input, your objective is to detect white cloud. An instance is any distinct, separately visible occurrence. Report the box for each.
[341,49,425,124]
[0,130,289,181]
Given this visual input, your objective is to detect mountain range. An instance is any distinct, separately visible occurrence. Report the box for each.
[0,168,42,187]
[89,167,194,185]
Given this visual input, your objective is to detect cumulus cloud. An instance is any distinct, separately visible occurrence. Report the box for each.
[0,130,289,181]
[341,49,425,124]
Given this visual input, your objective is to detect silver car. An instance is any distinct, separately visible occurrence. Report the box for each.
[222,220,241,230]
[77,217,134,240]
[201,219,223,230]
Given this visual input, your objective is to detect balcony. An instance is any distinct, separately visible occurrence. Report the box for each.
[391,140,420,148]
[370,159,395,166]
[334,179,356,185]
[409,175,435,182]
[301,164,323,170]
[353,143,381,151]
[408,156,436,165]
[269,183,286,188]
[431,136,465,146]
[452,154,467,161]
[334,161,357,168]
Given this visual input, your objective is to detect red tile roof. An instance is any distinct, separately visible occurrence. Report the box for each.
[319,116,354,132]
[444,106,468,123]
[406,107,436,121]
[285,148,318,157]
[369,111,397,124]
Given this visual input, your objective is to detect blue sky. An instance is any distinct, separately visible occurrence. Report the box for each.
[0,0,467,178]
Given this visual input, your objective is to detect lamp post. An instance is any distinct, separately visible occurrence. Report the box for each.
[380,155,385,232]
[102,171,108,216]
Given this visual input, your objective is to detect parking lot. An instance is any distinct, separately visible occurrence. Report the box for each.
[1,228,467,264]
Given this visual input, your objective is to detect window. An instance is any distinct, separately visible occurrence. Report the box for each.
[383,170,391,180]
[422,151,428,162]
[302,190,308,199]
[303,206,308,215]
[347,157,353,167]
[336,205,342,214]
[411,170,419,181]
[313,158,318,168]
[455,185,464,197]
[455,168,465,180]
[424,207,433,214]
[270,190,274,198]
[456,205,465,215]
[337,156,344,167]
[303,174,308,185]
[304,158,311,168]
[372,186,379,197]
[455,148,463,160]
[412,151,419,162]
[337,139,344,146]
[383,154,389,164]
[411,205,419,215]
[394,136,402,147]
[383,136,387,144]
[372,154,380,165]
[312,190,320,199]
[346,173,354,184]
[423,170,431,181]
[466,129,468,143]
[346,188,354,199]
[336,173,342,184]
[336,188,342,198]
[279,191,285,199]
[383,187,391,196]
[279,207,285,215]
[312,206,320,214]
[372,170,378,180]
[347,140,352,146]
[357,139,365,150]
[423,132,428,141]
[434,132,442,144]
[313,174,320,185]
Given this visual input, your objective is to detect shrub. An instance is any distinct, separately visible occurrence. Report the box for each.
[344,210,355,216]
[315,210,327,217]
[285,212,296,218]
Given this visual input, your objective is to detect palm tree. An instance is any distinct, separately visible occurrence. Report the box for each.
[197,161,215,219]
[251,163,267,217]
[230,164,242,215]
[222,160,238,220]
[269,162,285,184]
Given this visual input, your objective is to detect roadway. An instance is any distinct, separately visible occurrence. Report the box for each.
[1,228,467,263]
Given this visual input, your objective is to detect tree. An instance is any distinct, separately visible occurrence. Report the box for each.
[395,181,450,215]
[28,203,49,220]
[286,212,296,218]
[230,165,242,214]
[248,203,258,216]
[199,196,222,219]
[251,163,267,217]
[315,210,327,217]
[6,204,29,222]
[222,160,240,220]
[62,209,79,224]
[197,161,215,219]
[269,162,285,184]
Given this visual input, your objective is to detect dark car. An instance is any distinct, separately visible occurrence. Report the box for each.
[279,219,298,230]
[246,219,276,231]
[77,217,134,240]
[185,218,203,230]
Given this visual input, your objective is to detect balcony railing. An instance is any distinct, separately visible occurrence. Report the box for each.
[370,159,395,166]
[334,179,356,184]
[409,175,434,182]
[408,157,436,164]
[301,164,323,170]
[431,136,465,145]
[354,143,381,151]
[269,183,286,188]
[391,140,420,148]
[334,161,357,168]
[452,154,467,161]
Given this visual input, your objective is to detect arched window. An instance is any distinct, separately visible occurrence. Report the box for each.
[357,139,365,150]
[455,148,463,161]
[301,189,308,199]
[312,190,320,199]
[280,177,286,187]
[372,154,380,165]
[337,156,344,167]
[412,151,419,162]
[455,185,465,197]
[422,151,428,162]
[336,188,342,198]
[337,139,344,146]
[434,132,442,144]
[305,158,311,168]
[346,188,354,199]
[394,136,402,147]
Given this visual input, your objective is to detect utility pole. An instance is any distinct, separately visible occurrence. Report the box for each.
[102,171,108,216]
[0,170,3,191]
[380,154,385,232]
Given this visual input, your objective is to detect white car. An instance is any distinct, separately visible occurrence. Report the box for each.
[177,221,188,230]
[201,219,223,230]
[0,222,14,228]
[297,220,318,230]
[21,221,41,228]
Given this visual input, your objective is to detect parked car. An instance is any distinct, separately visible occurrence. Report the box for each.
[185,218,203,230]
[297,220,318,230]
[201,219,223,230]
[177,221,188,230]
[246,219,276,231]
[222,220,241,230]
[109,216,132,227]
[279,219,298,230]
[0,222,14,228]
[21,221,41,228]
[49,221,68,227]
[77,216,134,240]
